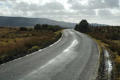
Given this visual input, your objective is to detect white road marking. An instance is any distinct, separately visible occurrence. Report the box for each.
[23,38,79,79]
[63,39,78,52]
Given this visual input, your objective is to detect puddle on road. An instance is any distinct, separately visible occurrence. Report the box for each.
[104,50,113,79]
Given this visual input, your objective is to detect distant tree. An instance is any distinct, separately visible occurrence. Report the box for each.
[75,19,89,33]
[19,27,27,31]
[74,24,79,31]
[79,19,89,32]
[34,24,62,32]
[42,24,48,29]
[52,25,60,32]
[34,24,42,30]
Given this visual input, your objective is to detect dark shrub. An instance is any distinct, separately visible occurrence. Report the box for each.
[19,27,27,31]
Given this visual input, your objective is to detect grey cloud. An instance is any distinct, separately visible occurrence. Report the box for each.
[77,9,96,15]
[97,9,120,25]
[88,0,105,9]
[45,2,64,10]
[67,0,96,15]
[0,0,65,17]
[33,9,96,17]
[68,0,87,10]
[98,9,113,17]
[0,0,120,25]
[33,10,77,17]
[11,1,65,12]
[98,9,120,21]
[88,0,119,9]
[69,0,119,10]
[104,0,119,8]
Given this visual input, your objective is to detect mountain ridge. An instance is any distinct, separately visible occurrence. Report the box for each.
[0,16,76,28]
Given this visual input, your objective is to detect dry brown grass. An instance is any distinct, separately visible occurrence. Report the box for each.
[87,29,120,79]
[0,27,62,64]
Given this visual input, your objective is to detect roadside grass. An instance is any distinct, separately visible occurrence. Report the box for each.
[0,27,62,64]
[86,34,106,54]
[87,32,120,80]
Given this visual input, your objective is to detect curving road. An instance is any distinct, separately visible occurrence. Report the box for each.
[0,29,99,80]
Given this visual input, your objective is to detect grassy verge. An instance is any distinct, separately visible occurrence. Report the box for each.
[87,32,120,80]
[0,27,62,64]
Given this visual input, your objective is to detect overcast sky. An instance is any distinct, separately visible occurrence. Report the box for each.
[0,0,120,25]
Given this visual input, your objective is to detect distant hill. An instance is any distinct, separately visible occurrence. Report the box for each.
[0,16,76,28]
[89,23,109,27]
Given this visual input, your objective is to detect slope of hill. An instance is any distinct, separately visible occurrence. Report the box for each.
[0,16,76,28]
[89,23,109,27]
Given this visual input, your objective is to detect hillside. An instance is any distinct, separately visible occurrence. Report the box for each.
[89,23,109,27]
[0,16,76,28]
